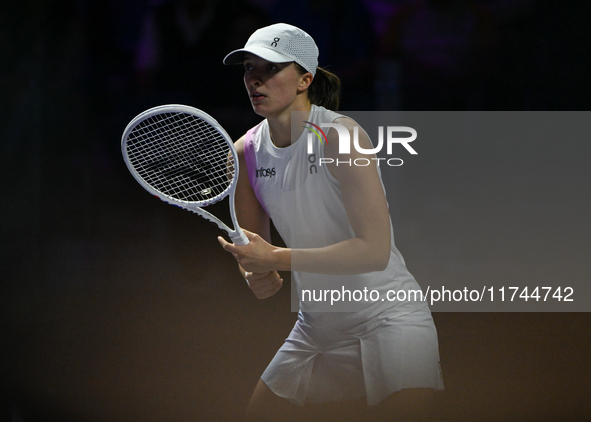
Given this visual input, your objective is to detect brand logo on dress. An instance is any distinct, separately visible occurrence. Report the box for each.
[256,167,276,178]
[303,121,329,174]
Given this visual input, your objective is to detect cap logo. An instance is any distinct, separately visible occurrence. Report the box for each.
[271,37,280,47]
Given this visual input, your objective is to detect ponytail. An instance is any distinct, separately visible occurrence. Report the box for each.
[296,64,341,111]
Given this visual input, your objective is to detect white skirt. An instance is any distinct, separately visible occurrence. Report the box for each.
[261,306,444,406]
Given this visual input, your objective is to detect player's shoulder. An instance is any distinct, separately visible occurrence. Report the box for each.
[235,134,247,152]
[333,116,358,130]
[234,134,250,163]
[324,116,363,153]
[235,120,266,155]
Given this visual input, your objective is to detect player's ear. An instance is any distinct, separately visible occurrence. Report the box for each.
[297,72,313,92]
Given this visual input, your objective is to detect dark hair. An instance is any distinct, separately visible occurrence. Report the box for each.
[295,64,341,111]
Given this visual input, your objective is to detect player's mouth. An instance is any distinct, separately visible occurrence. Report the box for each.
[251,92,266,103]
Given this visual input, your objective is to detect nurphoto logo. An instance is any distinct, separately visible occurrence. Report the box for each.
[305,122,417,168]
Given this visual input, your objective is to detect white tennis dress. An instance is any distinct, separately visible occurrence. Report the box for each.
[243,105,444,406]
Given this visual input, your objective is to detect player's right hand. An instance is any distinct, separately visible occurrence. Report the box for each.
[244,271,283,299]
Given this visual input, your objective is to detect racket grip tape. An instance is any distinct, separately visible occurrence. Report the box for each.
[231,229,250,246]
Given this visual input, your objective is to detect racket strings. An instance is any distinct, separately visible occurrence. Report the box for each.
[125,112,236,203]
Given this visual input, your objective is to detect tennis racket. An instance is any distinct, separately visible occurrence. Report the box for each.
[121,104,249,245]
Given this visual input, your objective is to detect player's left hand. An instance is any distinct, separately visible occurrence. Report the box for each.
[244,271,283,299]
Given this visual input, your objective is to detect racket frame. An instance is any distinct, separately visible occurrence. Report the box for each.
[121,104,249,245]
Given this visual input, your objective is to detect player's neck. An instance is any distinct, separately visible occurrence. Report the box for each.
[268,100,312,148]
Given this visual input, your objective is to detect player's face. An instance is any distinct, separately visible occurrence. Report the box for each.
[243,54,306,118]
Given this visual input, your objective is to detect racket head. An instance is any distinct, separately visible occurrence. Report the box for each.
[121,104,238,208]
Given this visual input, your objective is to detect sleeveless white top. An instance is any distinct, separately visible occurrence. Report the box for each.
[243,105,443,405]
[244,105,426,328]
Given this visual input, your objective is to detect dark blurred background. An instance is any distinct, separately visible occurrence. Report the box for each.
[1,0,590,421]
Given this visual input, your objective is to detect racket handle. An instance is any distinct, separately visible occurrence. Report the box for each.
[231,229,250,246]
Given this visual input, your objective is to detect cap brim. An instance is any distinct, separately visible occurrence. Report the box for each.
[223,46,294,65]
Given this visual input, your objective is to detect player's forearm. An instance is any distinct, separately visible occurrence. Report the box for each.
[272,237,390,275]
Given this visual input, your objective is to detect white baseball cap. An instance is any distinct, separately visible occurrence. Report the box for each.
[223,23,318,76]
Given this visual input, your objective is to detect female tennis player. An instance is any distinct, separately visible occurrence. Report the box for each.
[218,23,443,422]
